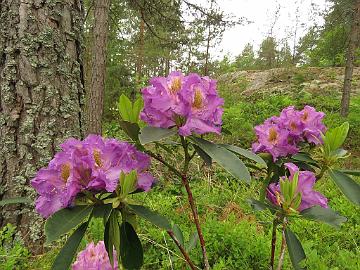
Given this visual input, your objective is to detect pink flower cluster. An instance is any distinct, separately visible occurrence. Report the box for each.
[252,106,326,160]
[31,135,156,218]
[72,241,118,270]
[140,71,224,136]
[267,163,328,211]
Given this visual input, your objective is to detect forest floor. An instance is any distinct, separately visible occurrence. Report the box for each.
[10,67,360,269]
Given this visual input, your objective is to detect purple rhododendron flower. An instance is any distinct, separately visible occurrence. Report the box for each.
[266,163,328,211]
[140,71,224,136]
[252,106,326,160]
[72,241,118,270]
[31,135,156,218]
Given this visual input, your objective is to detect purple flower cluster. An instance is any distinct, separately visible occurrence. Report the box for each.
[31,135,156,218]
[140,71,224,136]
[252,106,326,160]
[72,241,118,270]
[267,163,328,212]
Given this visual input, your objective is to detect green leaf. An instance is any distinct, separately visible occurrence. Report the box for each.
[172,224,184,247]
[323,122,349,154]
[120,222,144,269]
[247,198,278,211]
[221,144,267,167]
[139,126,177,145]
[104,210,121,266]
[285,228,306,270]
[45,205,93,244]
[92,204,112,226]
[0,197,32,206]
[291,153,317,164]
[132,97,144,123]
[191,137,251,183]
[120,170,138,195]
[329,170,360,205]
[119,120,140,141]
[128,204,172,231]
[340,169,360,176]
[51,222,88,270]
[186,232,199,252]
[300,205,347,228]
[193,144,212,166]
[119,94,133,121]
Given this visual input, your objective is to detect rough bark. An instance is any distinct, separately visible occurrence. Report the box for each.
[341,0,360,117]
[0,0,84,253]
[85,0,110,135]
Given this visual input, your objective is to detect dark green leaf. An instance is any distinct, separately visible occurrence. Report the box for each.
[119,121,140,141]
[139,126,177,145]
[221,144,267,167]
[45,205,93,244]
[120,222,144,269]
[0,197,32,206]
[191,137,251,183]
[285,228,306,270]
[247,198,276,211]
[92,204,112,225]
[193,144,212,166]
[128,204,171,231]
[51,222,88,270]
[291,153,317,164]
[329,170,360,205]
[340,169,360,176]
[300,205,347,228]
[186,232,199,252]
[104,210,121,266]
[172,224,184,247]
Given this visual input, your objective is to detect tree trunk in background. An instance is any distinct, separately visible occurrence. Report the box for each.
[86,0,110,135]
[341,0,360,117]
[0,0,84,253]
[134,17,145,99]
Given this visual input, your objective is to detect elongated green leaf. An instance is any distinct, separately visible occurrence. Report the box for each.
[291,153,317,164]
[120,222,144,269]
[104,210,121,267]
[193,144,212,166]
[329,170,360,205]
[0,197,32,206]
[300,206,347,228]
[323,122,349,154]
[191,137,251,183]
[52,222,88,270]
[45,205,93,244]
[221,144,267,167]
[139,126,177,145]
[340,169,360,176]
[132,98,144,123]
[92,204,112,226]
[119,120,140,141]
[172,224,184,247]
[128,204,171,231]
[186,232,199,252]
[247,198,277,211]
[119,94,133,121]
[285,228,306,270]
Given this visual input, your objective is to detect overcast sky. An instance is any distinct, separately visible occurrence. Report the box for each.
[210,0,329,59]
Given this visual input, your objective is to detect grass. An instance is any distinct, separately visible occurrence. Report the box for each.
[7,67,360,269]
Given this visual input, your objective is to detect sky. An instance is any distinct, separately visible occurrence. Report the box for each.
[210,0,329,59]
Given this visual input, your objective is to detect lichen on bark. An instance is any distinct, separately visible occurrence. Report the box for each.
[0,0,85,253]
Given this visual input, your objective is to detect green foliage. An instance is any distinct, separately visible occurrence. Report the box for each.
[0,224,29,270]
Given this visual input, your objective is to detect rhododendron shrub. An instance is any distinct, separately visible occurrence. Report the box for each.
[249,108,359,270]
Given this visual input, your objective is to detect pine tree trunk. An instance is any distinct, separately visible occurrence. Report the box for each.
[341,0,360,117]
[86,0,110,135]
[0,0,85,253]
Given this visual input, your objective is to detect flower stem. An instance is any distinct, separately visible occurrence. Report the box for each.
[167,230,197,270]
[270,217,279,270]
[181,174,210,270]
[276,218,288,270]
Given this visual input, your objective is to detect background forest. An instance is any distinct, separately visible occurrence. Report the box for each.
[0,0,359,269]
